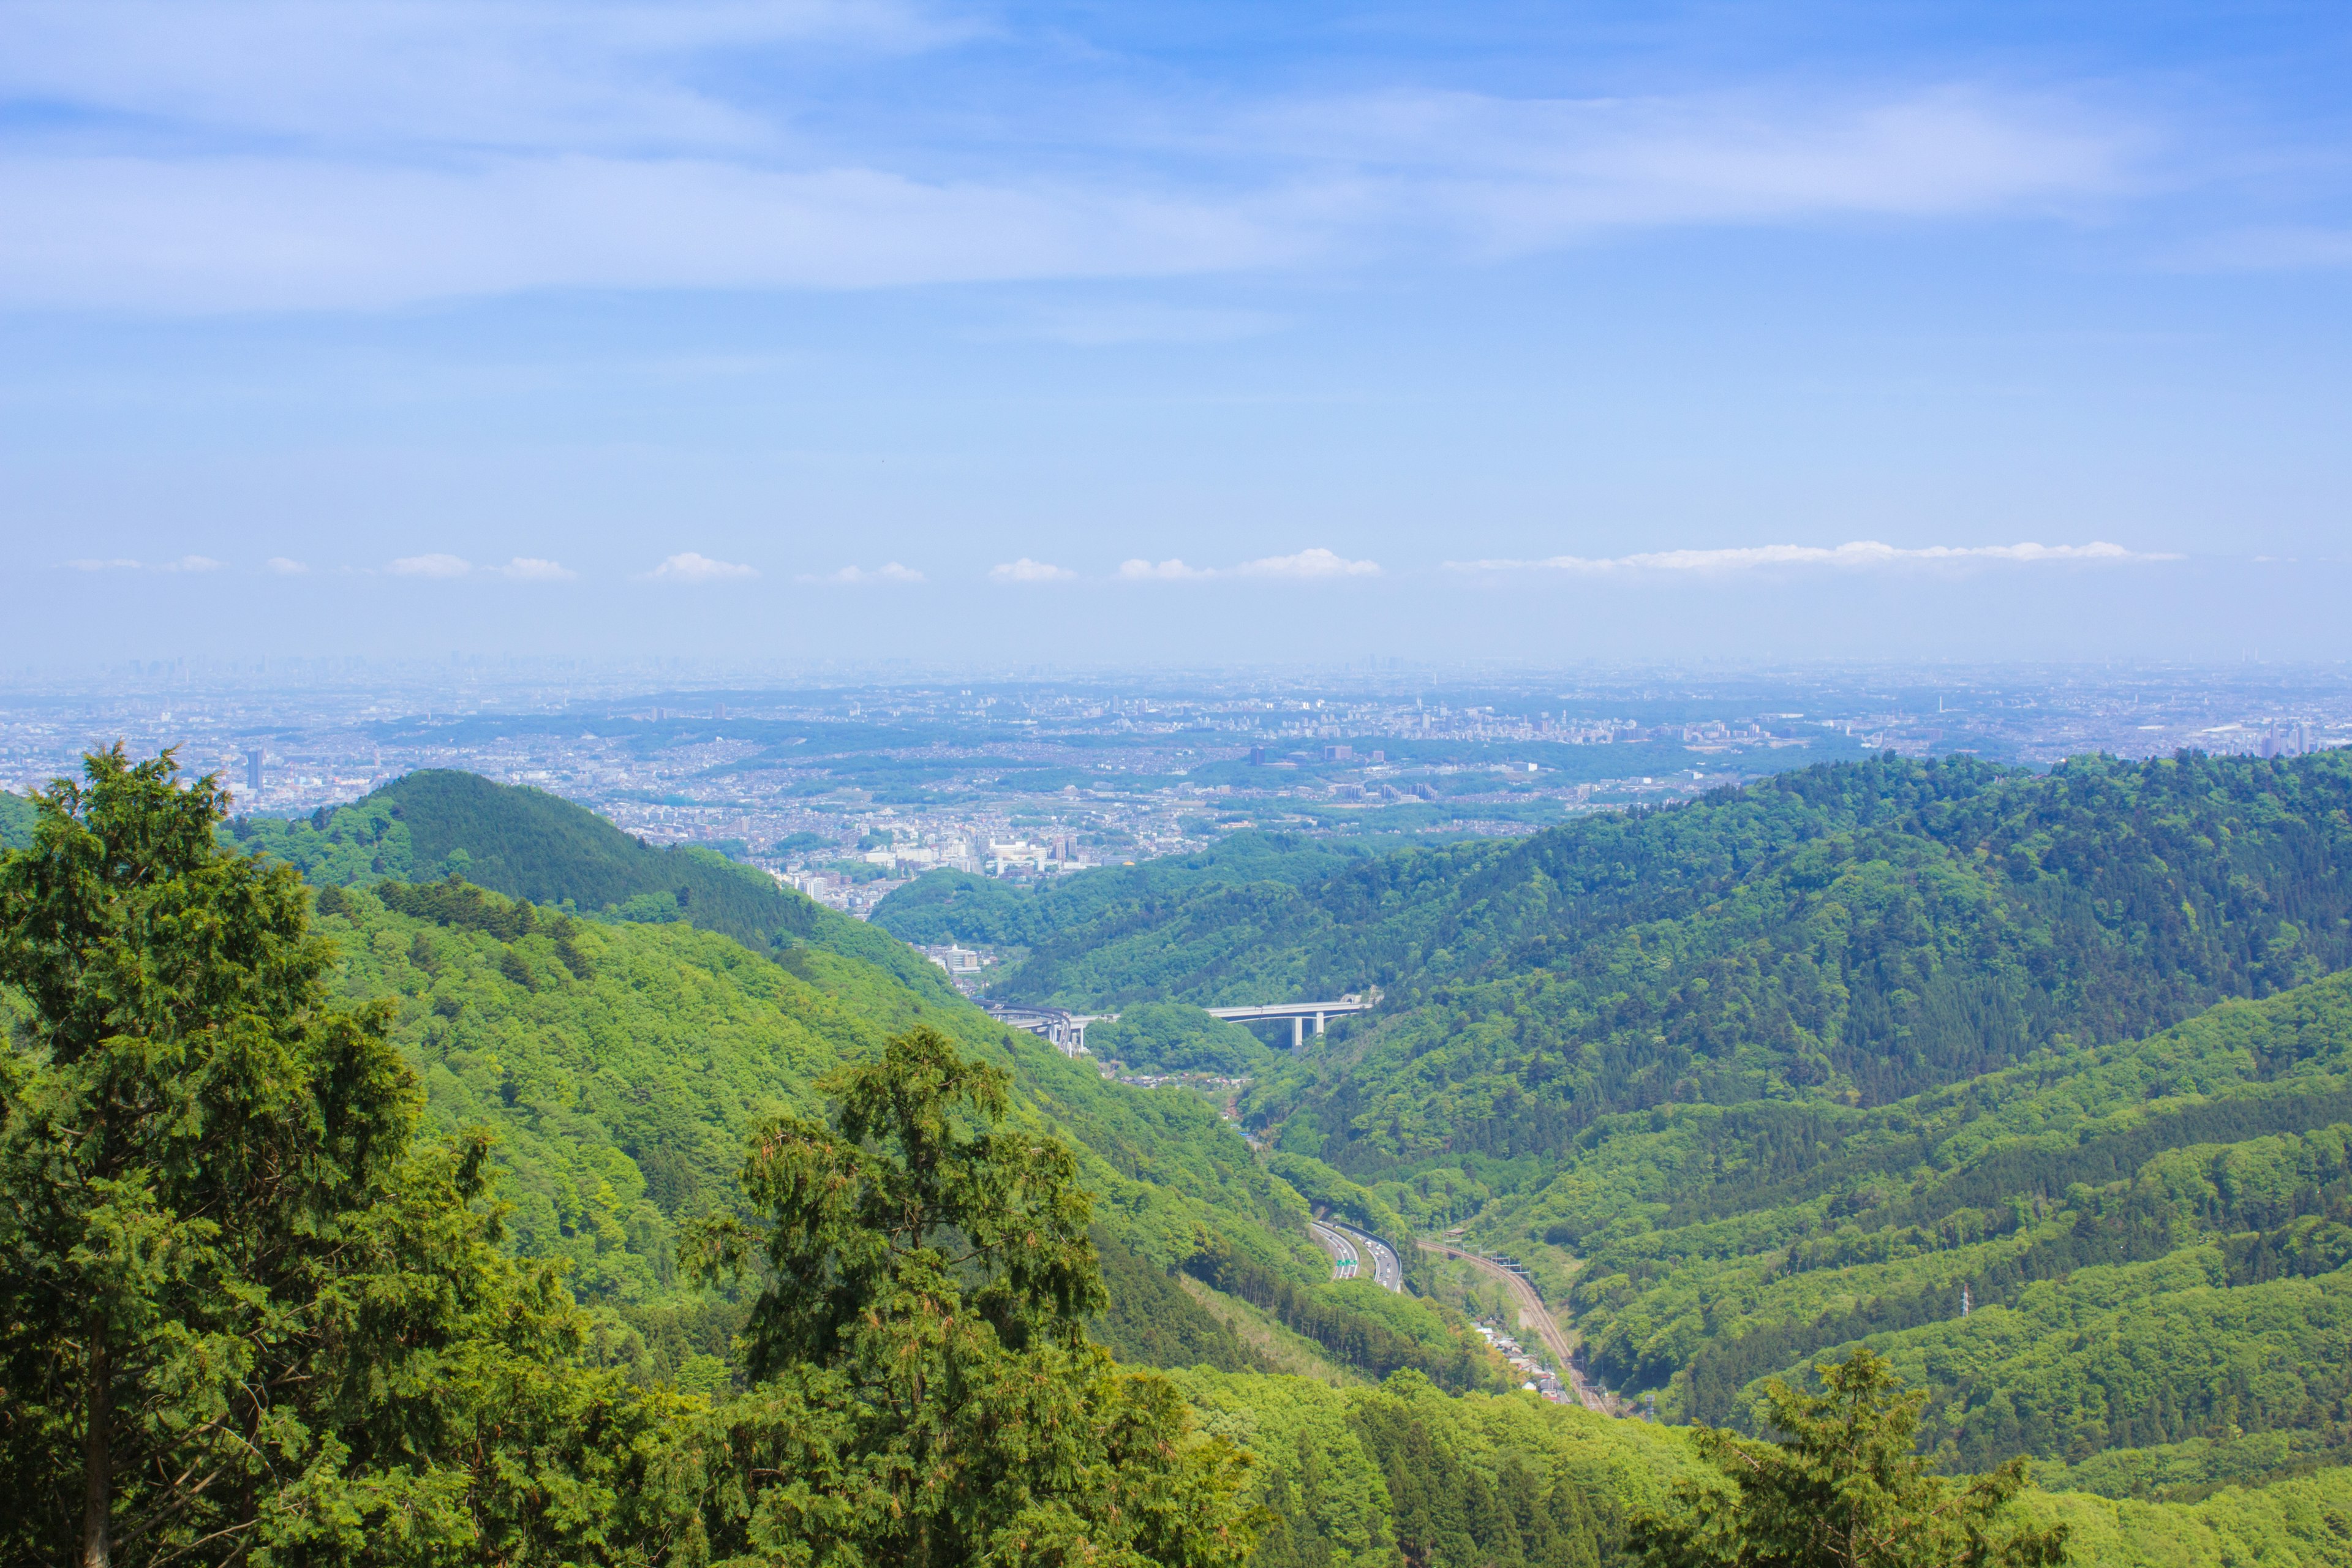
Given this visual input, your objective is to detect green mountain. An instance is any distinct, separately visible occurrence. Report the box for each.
[246,771,1504,1401]
[896,751,2352,1156]
[233,767,937,987]
[0,791,34,851]
[875,750,2352,1510]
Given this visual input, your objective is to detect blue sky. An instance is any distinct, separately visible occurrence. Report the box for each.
[2,1,2348,668]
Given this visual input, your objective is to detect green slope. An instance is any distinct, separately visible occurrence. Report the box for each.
[232,768,940,989]
[872,831,1374,963]
[867,749,2352,1515]
[236,771,1496,1390]
[927,750,2352,1171]
[0,791,34,851]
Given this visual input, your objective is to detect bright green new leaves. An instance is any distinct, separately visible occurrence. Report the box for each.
[1632,1349,2068,1568]
[689,1025,1262,1567]
[0,749,701,1568]
[0,746,415,1568]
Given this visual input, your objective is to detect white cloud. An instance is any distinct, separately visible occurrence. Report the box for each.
[1445,540,2179,573]
[1118,550,1379,581]
[0,0,2138,315]
[389,552,473,578]
[1234,548,1381,578]
[799,562,925,584]
[159,554,220,572]
[0,1,953,157]
[1258,88,2130,254]
[647,551,758,583]
[63,557,141,570]
[1117,557,1210,580]
[497,556,576,581]
[265,556,309,574]
[0,156,1298,312]
[988,558,1077,584]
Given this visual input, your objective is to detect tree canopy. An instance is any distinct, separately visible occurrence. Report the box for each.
[688,1023,1264,1566]
[1632,1349,2068,1568]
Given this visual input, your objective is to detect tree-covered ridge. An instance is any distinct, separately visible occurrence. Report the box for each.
[302,865,1521,1400]
[315,884,1264,1284]
[232,766,946,990]
[1412,967,2352,1506]
[1246,750,2352,1178]
[0,791,34,850]
[914,750,2352,1175]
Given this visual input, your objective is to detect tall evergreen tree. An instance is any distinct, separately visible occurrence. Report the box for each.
[688,1022,1262,1566]
[0,749,698,1568]
[1629,1349,2069,1568]
[0,748,417,1567]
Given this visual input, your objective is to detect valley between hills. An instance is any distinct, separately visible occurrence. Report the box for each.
[12,747,2352,1564]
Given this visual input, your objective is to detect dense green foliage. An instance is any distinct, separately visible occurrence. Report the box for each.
[258,771,1493,1401]
[1177,1367,1700,1568]
[872,750,2352,1543]
[0,751,704,1567]
[872,834,1375,973]
[1508,967,2352,1494]
[1091,1002,1284,1076]
[1632,1349,2067,1567]
[685,1024,1263,1566]
[1185,1237,1504,1395]
[1238,754,2351,1175]
[232,768,941,990]
[19,748,2352,1568]
[0,790,34,850]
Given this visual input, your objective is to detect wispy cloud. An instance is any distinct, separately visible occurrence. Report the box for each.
[63,557,142,571]
[0,0,2140,314]
[1118,548,1380,581]
[0,1,954,156]
[799,562,925,584]
[265,556,309,574]
[1256,87,2130,253]
[388,552,475,578]
[647,551,758,583]
[1236,548,1381,578]
[988,558,1077,584]
[1445,540,2178,573]
[1117,558,1211,580]
[499,556,576,581]
[2168,225,2352,272]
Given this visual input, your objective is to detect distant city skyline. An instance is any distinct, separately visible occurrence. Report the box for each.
[4,2,2348,663]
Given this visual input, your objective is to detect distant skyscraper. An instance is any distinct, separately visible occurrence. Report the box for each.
[244,748,264,796]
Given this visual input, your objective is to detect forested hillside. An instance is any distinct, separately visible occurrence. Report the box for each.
[235,767,943,988]
[239,772,1508,1399]
[21,752,2352,1566]
[0,791,32,850]
[306,881,1471,1383]
[1513,970,2352,1492]
[892,751,2352,1163]
[877,749,2352,1523]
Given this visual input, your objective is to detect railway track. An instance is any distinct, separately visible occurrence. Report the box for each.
[1423,1242,1609,1413]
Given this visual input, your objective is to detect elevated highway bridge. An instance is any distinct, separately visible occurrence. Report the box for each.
[1204,997,1373,1050]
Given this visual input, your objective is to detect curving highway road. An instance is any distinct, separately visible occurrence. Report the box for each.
[1308,1219,1361,1280]
[1324,1219,1403,1291]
